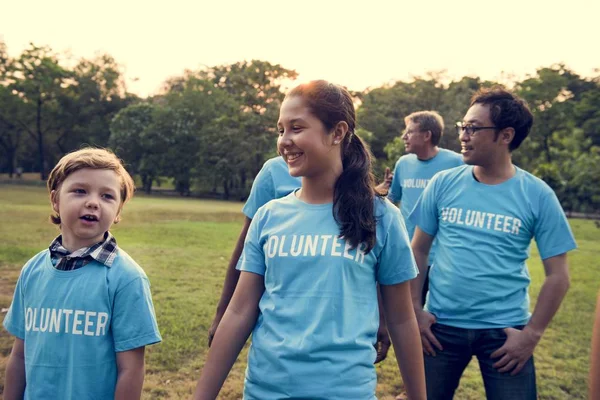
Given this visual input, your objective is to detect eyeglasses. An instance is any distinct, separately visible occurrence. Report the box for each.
[455,122,498,137]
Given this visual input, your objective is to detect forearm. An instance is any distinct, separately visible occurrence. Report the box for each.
[410,247,429,310]
[4,352,26,400]
[387,316,426,400]
[115,367,145,400]
[526,273,570,337]
[194,306,259,399]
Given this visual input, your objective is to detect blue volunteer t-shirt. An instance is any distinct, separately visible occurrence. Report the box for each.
[3,249,162,400]
[388,149,463,264]
[242,156,302,219]
[409,165,577,329]
[237,192,418,399]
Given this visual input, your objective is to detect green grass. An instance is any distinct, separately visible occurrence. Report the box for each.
[0,184,598,399]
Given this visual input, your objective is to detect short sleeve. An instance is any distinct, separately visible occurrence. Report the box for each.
[111,277,162,352]
[3,272,25,339]
[408,174,441,237]
[237,213,267,276]
[242,163,275,219]
[388,160,402,204]
[377,206,418,285]
[534,191,577,260]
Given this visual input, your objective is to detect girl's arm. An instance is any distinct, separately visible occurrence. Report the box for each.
[4,338,26,400]
[381,281,426,400]
[193,271,265,400]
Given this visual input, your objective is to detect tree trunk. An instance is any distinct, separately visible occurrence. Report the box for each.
[37,96,47,180]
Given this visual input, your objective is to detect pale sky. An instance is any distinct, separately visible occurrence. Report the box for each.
[2,0,599,97]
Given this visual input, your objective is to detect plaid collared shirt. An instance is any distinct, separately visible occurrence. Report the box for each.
[49,232,118,271]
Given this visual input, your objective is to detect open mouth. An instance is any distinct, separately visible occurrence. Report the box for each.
[80,215,99,222]
[286,152,303,162]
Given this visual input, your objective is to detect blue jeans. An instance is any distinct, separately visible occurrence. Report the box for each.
[425,323,537,400]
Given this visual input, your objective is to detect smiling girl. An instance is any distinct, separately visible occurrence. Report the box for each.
[193,80,425,399]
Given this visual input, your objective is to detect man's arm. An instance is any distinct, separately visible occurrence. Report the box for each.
[115,347,146,400]
[492,253,570,375]
[4,338,26,400]
[381,282,426,400]
[591,293,600,399]
[411,228,442,356]
[208,217,252,346]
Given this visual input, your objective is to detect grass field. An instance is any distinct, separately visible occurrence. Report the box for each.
[0,184,598,399]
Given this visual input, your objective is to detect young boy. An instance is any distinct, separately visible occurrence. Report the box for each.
[3,147,162,400]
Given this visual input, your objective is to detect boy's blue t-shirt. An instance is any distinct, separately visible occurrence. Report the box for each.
[242,156,301,219]
[3,248,162,400]
[238,192,418,399]
[409,165,577,329]
[388,148,463,263]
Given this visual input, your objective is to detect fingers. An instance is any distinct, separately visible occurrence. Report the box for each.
[421,334,436,356]
[498,358,518,374]
[426,329,443,351]
[511,360,527,376]
[374,340,391,363]
[493,354,512,370]
[490,345,505,359]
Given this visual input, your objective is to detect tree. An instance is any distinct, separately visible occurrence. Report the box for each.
[5,44,70,179]
[109,103,158,193]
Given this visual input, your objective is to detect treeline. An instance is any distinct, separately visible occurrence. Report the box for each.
[1,42,599,212]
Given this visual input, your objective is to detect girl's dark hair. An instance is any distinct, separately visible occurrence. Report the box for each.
[286,80,383,253]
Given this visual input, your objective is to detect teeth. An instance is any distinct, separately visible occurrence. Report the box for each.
[82,215,98,221]
[287,153,302,161]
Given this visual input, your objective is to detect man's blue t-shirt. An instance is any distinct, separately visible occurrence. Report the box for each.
[242,156,301,219]
[3,248,162,400]
[238,192,418,399]
[409,165,577,329]
[388,148,463,263]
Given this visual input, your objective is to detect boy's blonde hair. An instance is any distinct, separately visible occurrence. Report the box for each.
[47,147,135,225]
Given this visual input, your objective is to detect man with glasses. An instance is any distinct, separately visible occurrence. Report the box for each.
[386,111,463,307]
[409,88,576,399]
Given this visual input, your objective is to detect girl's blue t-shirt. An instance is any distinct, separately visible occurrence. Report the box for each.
[238,192,418,399]
[409,165,577,329]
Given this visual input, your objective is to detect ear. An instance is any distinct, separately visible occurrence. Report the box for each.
[50,190,59,213]
[332,121,349,145]
[499,127,515,146]
[423,130,433,143]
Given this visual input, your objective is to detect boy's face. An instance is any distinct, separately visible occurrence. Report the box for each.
[51,168,122,252]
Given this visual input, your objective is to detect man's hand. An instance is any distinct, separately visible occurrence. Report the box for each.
[376,168,394,194]
[415,309,442,356]
[208,311,224,347]
[374,324,391,363]
[491,327,541,375]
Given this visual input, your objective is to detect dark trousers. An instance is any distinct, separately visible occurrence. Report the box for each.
[425,323,537,400]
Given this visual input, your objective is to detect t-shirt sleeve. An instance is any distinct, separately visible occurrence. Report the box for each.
[242,163,275,219]
[534,190,577,260]
[388,160,402,204]
[3,272,25,339]
[408,173,440,237]
[237,212,267,276]
[377,207,419,285]
[111,277,162,352]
